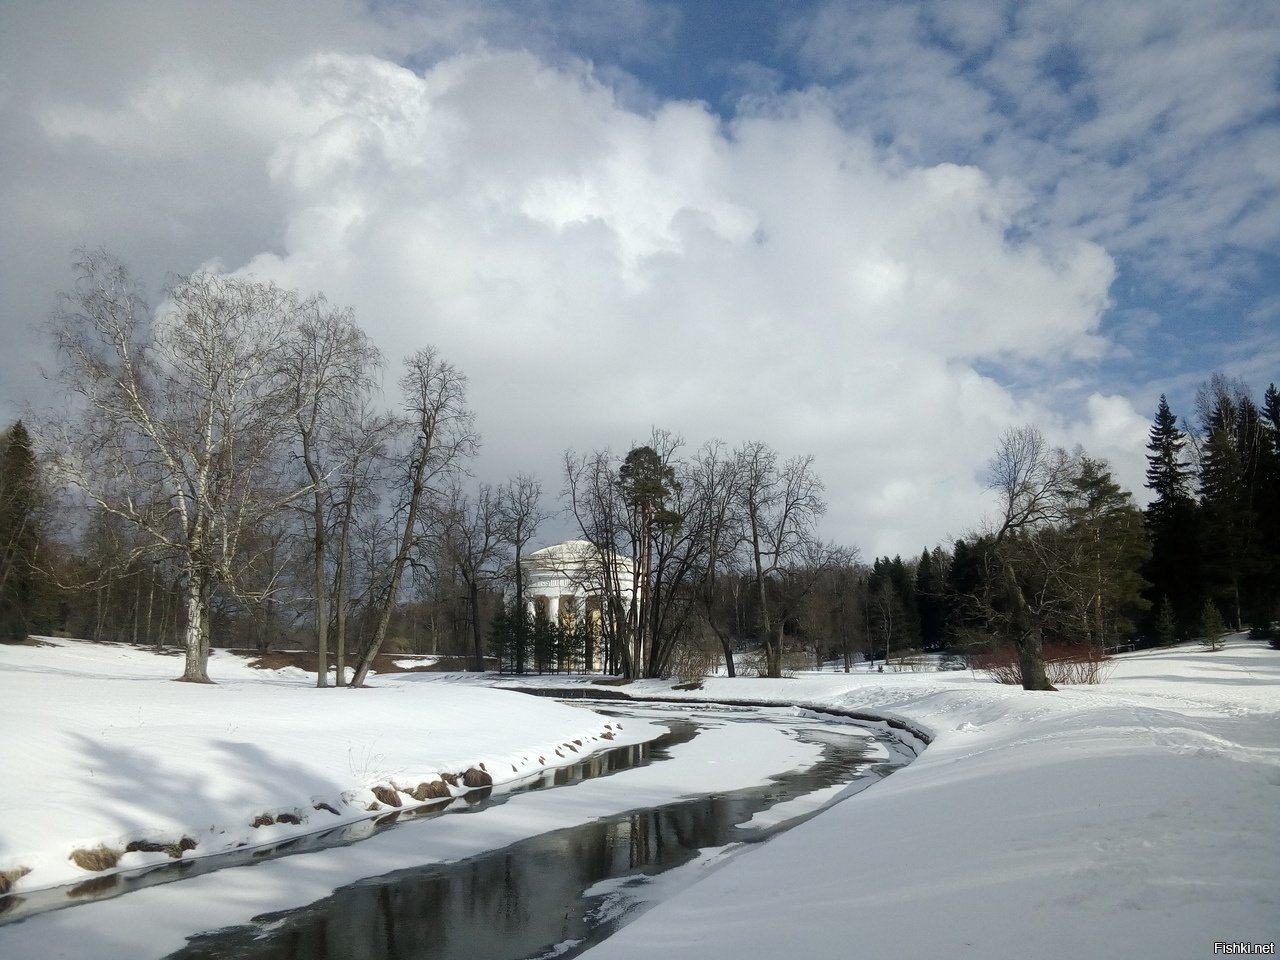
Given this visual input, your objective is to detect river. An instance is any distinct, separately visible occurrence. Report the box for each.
[2,700,910,960]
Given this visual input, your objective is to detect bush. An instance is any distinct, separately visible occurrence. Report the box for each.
[972,642,1114,686]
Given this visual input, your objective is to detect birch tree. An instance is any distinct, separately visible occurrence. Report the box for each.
[47,251,310,682]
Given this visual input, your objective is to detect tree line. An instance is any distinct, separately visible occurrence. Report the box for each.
[3,251,1275,690]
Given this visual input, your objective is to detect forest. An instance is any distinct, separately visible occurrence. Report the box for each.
[2,253,1277,689]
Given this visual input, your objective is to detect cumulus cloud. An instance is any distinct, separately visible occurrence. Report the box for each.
[9,0,1269,557]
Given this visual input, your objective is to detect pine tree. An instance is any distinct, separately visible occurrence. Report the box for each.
[1061,456,1151,649]
[0,421,50,639]
[1142,396,1202,635]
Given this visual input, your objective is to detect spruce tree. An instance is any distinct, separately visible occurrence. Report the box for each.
[0,421,49,639]
[1199,598,1226,651]
[1197,377,1266,628]
[1152,598,1178,647]
[1144,395,1193,522]
[1141,396,1201,634]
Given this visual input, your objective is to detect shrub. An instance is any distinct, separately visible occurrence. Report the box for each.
[972,642,1113,686]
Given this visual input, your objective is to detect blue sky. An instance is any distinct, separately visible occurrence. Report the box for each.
[1,0,1277,556]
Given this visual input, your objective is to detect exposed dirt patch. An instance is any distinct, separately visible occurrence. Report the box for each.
[0,866,31,894]
[0,636,55,647]
[227,648,485,675]
[69,845,121,872]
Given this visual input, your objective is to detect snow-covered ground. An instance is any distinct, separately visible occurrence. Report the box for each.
[0,639,658,895]
[2,635,1278,959]
[580,639,1280,960]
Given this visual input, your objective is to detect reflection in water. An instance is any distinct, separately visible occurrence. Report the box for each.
[0,729,690,928]
[169,716,885,960]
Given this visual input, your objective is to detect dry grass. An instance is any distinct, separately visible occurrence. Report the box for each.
[973,642,1114,685]
[0,866,31,895]
[69,845,122,872]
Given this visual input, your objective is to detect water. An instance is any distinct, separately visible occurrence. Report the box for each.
[166,704,898,960]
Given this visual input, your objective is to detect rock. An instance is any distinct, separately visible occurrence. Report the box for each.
[313,801,341,816]
[409,780,451,801]
[275,813,301,825]
[462,767,493,788]
[370,784,402,808]
[124,840,168,854]
[251,814,275,828]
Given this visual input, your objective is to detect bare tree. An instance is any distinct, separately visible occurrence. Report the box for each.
[280,298,382,687]
[562,448,638,676]
[328,401,392,685]
[350,347,476,687]
[983,425,1074,691]
[45,251,311,682]
[437,481,505,671]
[495,473,548,674]
[735,442,828,678]
[687,440,744,675]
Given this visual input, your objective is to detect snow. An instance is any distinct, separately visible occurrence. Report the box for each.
[581,639,1280,960]
[0,639,659,894]
[2,635,1278,960]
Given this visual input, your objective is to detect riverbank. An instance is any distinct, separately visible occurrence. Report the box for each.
[571,636,1280,960]
[3,635,1277,959]
[0,638,659,896]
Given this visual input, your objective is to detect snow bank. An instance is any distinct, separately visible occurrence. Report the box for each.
[583,638,1280,959]
[0,639,656,893]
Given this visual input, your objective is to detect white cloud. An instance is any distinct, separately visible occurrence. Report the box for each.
[3,1,1192,558]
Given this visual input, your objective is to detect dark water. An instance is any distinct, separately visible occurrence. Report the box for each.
[166,708,894,960]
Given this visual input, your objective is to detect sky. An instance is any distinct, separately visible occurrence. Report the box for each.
[1,0,1277,558]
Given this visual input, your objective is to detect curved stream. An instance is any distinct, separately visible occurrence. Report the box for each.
[164,702,907,960]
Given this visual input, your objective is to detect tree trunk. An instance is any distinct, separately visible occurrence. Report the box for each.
[468,581,484,672]
[350,463,427,688]
[179,569,213,683]
[1002,560,1056,691]
[312,485,329,688]
[707,620,736,678]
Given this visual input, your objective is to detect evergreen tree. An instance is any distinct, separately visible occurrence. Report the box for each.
[1152,598,1178,647]
[1199,598,1226,651]
[1142,395,1201,634]
[1144,395,1194,521]
[1061,456,1151,649]
[1196,377,1265,628]
[1256,383,1280,623]
[0,421,51,639]
[914,547,949,651]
